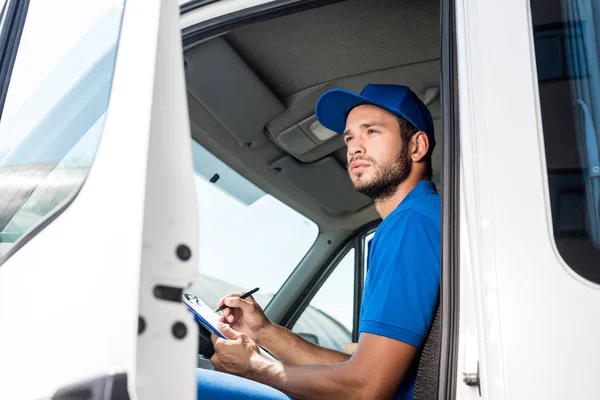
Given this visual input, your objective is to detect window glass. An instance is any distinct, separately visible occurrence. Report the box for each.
[0,1,9,33]
[0,1,125,255]
[530,0,600,283]
[291,249,354,351]
[364,230,375,282]
[186,140,319,309]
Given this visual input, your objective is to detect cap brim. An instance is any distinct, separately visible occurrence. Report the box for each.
[315,89,380,135]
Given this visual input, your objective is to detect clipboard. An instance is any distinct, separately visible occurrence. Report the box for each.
[183,292,227,339]
[182,292,276,360]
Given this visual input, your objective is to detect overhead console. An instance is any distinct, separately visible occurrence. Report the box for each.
[264,61,441,163]
[269,114,345,164]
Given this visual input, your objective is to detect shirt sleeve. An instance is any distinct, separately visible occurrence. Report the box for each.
[359,210,440,348]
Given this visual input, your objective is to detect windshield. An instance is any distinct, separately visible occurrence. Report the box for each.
[187,140,319,308]
[0,1,124,258]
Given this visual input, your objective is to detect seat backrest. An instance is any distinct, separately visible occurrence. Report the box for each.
[413,301,441,400]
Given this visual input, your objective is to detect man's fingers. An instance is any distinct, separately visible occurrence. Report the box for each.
[223,296,255,312]
[210,332,222,344]
[210,354,221,370]
[217,292,244,309]
[222,308,231,318]
[218,310,238,325]
[218,322,240,340]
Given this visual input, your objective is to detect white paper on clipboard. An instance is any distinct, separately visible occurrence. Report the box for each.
[182,293,276,360]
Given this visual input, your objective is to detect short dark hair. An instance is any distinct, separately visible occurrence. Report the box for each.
[397,116,433,179]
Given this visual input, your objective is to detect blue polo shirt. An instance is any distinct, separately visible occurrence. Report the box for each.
[359,180,440,400]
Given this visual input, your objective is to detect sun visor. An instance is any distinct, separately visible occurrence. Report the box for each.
[185,37,284,148]
[269,156,371,216]
[191,140,265,206]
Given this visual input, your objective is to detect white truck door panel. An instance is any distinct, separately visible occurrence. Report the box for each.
[457,0,600,398]
[0,0,197,399]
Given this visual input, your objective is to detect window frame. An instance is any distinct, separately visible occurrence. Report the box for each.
[283,220,379,342]
[439,0,460,397]
[179,0,221,15]
[0,0,28,120]
[181,0,345,48]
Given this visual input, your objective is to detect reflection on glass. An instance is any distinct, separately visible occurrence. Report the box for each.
[531,0,600,283]
[0,3,124,251]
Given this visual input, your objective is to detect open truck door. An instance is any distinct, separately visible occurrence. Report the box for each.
[455,0,600,398]
[0,0,197,398]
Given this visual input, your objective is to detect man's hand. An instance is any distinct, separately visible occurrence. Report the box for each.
[210,323,264,377]
[215,292,350,366]
[217,292,271,343]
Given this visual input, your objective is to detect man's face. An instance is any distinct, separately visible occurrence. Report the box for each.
[343,104,411,200]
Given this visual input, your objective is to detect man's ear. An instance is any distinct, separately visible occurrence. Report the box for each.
[411,131,430,162]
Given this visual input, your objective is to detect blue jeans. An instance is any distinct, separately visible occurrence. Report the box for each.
[196,368,293,400]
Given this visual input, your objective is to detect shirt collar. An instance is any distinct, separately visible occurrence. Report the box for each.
[393,180,438,214]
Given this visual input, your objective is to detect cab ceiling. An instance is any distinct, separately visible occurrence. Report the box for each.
[183,0,440,232]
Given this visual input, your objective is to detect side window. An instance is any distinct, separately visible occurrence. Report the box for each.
[530,0,600,283]
[291,248,355,351]
[363,231,375,282]
[0,1,124,257]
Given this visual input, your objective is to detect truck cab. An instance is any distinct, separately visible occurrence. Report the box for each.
[0,0,598,399]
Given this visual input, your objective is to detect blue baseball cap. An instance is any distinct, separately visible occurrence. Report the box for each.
[315,84,435,152]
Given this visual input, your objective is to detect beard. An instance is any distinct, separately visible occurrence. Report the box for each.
[349,145,411,202]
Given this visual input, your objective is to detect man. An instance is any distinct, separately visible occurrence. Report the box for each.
[197,84,440,400]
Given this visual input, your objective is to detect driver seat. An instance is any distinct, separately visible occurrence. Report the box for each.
[414,301,441,400]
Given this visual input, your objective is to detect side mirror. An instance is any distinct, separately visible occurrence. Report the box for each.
[297,332,320,345]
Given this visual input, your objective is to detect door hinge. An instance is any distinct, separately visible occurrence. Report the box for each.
[462,361,481,396]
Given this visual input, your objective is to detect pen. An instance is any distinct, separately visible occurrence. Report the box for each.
[213,287,260,313]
